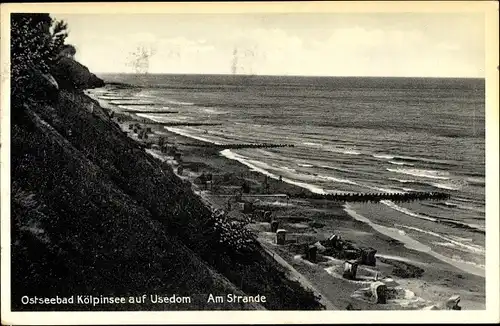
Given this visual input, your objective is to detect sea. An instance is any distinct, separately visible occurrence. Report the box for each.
[93,74,486,277]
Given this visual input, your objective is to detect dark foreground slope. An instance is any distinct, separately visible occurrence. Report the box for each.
[11,98,263,311]
[10,87,323,310]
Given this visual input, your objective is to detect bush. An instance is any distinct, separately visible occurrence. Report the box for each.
[209,209,256,254]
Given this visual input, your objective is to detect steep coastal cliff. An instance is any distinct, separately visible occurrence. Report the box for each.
[9,14,322,311]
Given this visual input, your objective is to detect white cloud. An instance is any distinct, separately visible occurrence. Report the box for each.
[64,15,483,77]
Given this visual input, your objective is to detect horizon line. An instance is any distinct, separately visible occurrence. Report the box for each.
[93,72,486,79]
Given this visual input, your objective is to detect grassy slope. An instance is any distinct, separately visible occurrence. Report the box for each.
[11,98,265,311]
[10,90,322,310]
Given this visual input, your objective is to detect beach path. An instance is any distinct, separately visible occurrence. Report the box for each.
[259,240,339,310]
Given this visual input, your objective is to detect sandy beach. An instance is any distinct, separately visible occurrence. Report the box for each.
[96,99,485,310]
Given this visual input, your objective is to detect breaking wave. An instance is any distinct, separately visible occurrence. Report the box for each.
[381,200,437,222]
[388,160,414,166]
[220,149,327,195]
[373,154,394,160]
[386,168,451,180]
[165,127,223,145]
[167,99,194,106]
[395,224,485,255]
[302,142,361,155]
[430,182,460,191]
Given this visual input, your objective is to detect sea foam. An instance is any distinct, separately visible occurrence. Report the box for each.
[344,205,484,277]
[386,168,451,180]
[165,127,223,145]
[388,160,414,166]
[380,200,437,222]
[373,154,394,160]
[167,99,194,106]
[395,224,485,255]
[220,149,327,194]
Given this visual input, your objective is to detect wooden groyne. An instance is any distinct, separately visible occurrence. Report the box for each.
[182,143,295,149]
[110,102,157,106]
[126,121,222,126]
[121,109,179,114]
[162,122,222,126]
[292,191,450,203]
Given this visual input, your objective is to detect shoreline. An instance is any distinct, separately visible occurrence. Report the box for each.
[89,89,485,310]
[343,204,485,277]
[167,123,486,274]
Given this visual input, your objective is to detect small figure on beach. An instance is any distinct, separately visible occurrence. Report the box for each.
[305,245,317,263]
[263,176,270,194]
[234,191,242,203]
[199,173,208,189]
[264,211,272,222]
[270,220,280,233]
[241,181,250,194]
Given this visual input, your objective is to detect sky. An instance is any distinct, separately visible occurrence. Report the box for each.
[53,12,486,77]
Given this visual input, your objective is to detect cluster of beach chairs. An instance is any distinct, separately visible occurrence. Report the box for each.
[128,122,152,140]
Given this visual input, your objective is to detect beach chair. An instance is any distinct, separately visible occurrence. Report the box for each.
[370,281,388,304]
[342,260,358,280]
[360,247,377,266]
[276,229,287,245]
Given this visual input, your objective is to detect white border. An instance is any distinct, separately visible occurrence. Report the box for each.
[1,1,499,324]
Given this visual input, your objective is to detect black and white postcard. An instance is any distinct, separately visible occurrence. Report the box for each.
[1,1,499,325]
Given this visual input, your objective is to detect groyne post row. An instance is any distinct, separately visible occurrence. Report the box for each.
[183,143,295,149]
[292,191,450,203]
